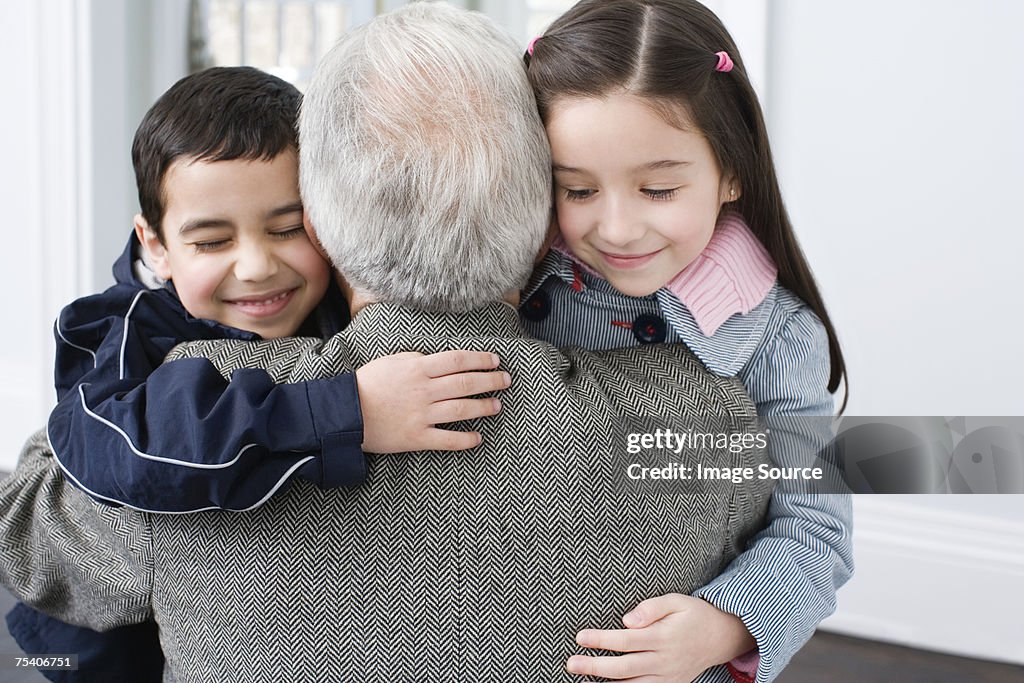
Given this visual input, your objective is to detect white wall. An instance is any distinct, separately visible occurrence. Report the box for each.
[0,2,51,466]
[768,0,1024,418]
[768,0,1024,663]
[0,0,189,470]
[88,0,192,293]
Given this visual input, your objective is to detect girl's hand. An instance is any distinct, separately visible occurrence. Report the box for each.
[356,350,510,453]
[566,593,755,683]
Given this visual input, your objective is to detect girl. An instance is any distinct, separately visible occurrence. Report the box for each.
[521,1,853,681]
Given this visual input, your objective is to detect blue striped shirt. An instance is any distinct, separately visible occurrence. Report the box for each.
[521,250,854,683]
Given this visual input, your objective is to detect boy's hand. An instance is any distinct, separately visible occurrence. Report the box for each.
[566,594,756,683]
[356,350,510,453]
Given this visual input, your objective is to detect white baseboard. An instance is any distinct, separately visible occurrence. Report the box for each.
[820,497,1024,666]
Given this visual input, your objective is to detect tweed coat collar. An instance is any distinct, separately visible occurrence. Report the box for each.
[348,301,523,339]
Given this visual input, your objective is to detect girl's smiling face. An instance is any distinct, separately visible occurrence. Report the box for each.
[546,92,738,297]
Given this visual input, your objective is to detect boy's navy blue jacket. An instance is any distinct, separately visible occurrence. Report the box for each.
[8,235,360,682]
[47,236,362,512]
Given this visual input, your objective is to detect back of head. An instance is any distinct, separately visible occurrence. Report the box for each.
[132,66,301,240]
[300,1,551,312]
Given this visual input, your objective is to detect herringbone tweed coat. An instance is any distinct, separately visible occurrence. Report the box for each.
[1,302,773,683]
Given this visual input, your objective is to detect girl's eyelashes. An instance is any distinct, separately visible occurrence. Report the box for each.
[561,187,681,202]
[563,188,595,202]
[642,187,680,200]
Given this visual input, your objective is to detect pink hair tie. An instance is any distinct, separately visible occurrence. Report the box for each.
[714,51,734,73]
[527,36,540,56]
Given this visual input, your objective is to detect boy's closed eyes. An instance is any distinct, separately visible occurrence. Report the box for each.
[134,149,330,341]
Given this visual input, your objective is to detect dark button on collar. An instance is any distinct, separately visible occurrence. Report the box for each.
[632,314,667,344]
[521,289,551,322]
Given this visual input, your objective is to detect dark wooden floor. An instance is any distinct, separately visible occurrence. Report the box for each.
[778,631,1024,682]
[0,586,1021,682]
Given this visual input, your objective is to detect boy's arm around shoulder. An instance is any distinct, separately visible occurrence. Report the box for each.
[0,429,153,631]
[49,289,366,513]
[692,304,854,683]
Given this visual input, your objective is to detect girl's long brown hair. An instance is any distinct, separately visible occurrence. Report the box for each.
[526,0,847,411]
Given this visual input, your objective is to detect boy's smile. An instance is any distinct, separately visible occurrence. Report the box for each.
[223,288,301,318]
[136,150,330,339]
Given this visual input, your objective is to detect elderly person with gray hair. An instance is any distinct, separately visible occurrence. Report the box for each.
[0,3,771,681]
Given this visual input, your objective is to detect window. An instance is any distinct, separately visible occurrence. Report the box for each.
[194,1,764,96]
[195,0,359,89]
[193,0,579,89]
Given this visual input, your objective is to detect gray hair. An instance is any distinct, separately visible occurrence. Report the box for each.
[299,1,552,312]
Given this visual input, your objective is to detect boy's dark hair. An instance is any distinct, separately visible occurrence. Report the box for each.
[132,66,302,241]
[526,0,848,409]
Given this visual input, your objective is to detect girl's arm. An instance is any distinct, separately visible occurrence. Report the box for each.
[691,302,853,683]
[567,302,852,683]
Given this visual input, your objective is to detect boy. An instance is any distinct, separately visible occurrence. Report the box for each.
[9,66,509,682]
